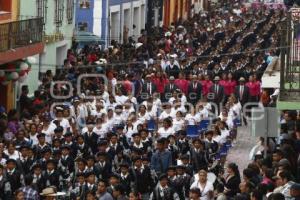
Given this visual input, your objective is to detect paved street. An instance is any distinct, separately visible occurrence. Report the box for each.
[226,125,257,173]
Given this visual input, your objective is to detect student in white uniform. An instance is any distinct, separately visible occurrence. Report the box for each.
[137,105,150,125]
[185,107,200,126]
[157,118,175,138]
[159,104,173,121]
[190,170,214,200]
[172,111,185,132]
[51,107,71,134]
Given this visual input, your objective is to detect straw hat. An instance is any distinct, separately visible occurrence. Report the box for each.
[40,187,66,197]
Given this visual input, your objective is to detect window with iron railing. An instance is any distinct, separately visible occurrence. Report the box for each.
[66,0,74,24]
[54,0,64,29]
[36,0,47,26]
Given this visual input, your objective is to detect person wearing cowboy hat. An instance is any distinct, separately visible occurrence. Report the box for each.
[163,76,179,102]
[234,77,249,125]
[209,76,225,114]
[40,186,66,200]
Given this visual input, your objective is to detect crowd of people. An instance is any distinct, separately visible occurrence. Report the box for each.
[0,2,299,200]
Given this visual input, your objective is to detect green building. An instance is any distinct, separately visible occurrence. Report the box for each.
[19,0,76,93]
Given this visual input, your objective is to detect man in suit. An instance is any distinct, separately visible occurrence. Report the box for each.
[164,76,179,102]
[141,74,157,101]
[83,120,99,154]
[235,77,250,125]
[187,75,202,105]
[209,76,225,114]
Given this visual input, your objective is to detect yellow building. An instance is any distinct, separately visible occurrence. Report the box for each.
[163,0,191,27]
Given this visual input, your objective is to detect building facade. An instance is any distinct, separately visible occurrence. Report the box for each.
[19,0,76,93]
[163,0,192,27]
[0,0,44,110]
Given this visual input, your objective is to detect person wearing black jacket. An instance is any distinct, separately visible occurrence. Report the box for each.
[33,133,51,160]
[58,145,75,189]
[5,159,24,192]
[31,163,45,193]
[43,159,60,189]
[76,135,91,158]
[80,172,98,199]
[131,156,154,199]
[0,164,12,200]
[83,120,99,155]
[94,152,112,182]
[63,132,78,159]
[118,162,133,196]
[149,174,179,200]
[190,138,209,173]
[176,131,190,156]
[234,77,250,125]
[16,145,34,175]
[222,163,241,198]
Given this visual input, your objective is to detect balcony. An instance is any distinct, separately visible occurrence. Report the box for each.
[277,11,300,110]
[0,17,44,64]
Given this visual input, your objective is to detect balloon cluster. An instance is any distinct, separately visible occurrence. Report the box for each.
[0,57,36,85]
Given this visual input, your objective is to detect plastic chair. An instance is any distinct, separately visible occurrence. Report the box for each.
[198,120,210,132]
[147,118,156,131]
[233,118,241,127]
[187,125,199,137]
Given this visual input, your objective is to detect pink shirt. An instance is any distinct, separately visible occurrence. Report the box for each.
[227,80,237,95]
[246,81,261,96]
[152,78,169,94]
[201,80,213,96]
[174,79,189,94]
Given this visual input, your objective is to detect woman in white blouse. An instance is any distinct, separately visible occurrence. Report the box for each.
[137,105,150,124]
[190,170,214,200]
[172,111,185,132]
[157,118,175,138]
[185,107,200,126]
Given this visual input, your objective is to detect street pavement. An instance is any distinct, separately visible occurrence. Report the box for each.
[226,124,257,174]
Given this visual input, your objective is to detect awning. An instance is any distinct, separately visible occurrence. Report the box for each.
[73,31,105,44]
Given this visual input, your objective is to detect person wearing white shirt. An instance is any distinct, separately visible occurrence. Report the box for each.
[159,104,173,121]
[4,143,20,160]
[114,89,129,105]
[91,102,107,118]
[137,105,150,125]
[41,118,56,144]
[185,110,200,126]
[157,118,175,138]
[124,117,138,141]
[190,170,214,200]
[113,105,126,126]
[172,111,185,132]
[197,105,209,120]
[93,118,108,138]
